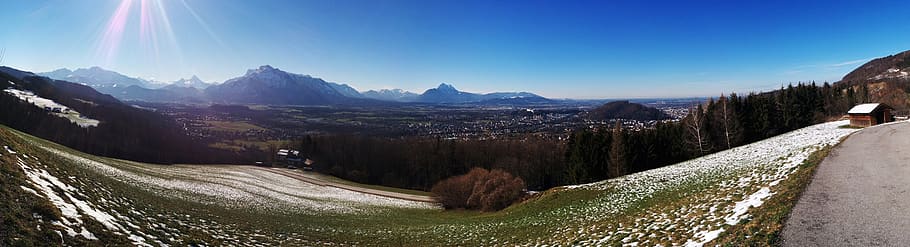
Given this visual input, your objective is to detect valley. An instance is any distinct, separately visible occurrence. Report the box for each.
[5,2,910,245]
[133,100,695,151]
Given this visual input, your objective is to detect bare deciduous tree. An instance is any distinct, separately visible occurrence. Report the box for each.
[685,104,710,155]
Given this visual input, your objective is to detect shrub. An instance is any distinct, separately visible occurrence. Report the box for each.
[431,168,526,211]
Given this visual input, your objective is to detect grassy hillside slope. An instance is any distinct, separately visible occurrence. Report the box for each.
[0,121,857,246]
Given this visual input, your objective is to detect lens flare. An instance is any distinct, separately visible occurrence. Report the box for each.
[94,0,217,69]
[96,0,133,65]
[140,0,160,59]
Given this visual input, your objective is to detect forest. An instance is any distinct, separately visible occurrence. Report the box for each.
[295,135,565,191]
[563,82,867,184]
[300,82,874,191]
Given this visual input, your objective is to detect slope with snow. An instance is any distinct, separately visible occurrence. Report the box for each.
[543,120,857,245]
[0,120,860,245]
[3,89,100,127]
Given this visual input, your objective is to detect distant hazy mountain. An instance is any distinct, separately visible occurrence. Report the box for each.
[417,83,478,103]
[105,85,207,103]
[35,66,551,105]
[328,82,363,98]
[586,101,669,121]
[362,89,419,102]
[204,65,352,105]
[416,83,547,104]
[39,67,150,89]
[170,75,213,89]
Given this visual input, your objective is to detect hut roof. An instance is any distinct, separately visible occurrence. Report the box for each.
[848,103,885,114]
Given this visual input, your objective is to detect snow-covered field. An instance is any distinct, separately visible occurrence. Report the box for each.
[3,88,100,127]
[4,129,438,245]
[7,145,161,245]
[538,120,857,245]
[34,144,438,214]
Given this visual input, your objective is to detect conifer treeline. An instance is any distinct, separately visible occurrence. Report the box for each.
[563,82,866,184]
[296,135,565,191]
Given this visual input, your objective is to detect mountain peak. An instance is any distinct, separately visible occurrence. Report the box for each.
[50,68,72,74]
[436,83,457,92]
[246,65,280,76]
[169,75,211,89]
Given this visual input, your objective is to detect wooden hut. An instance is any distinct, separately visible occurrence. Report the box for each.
[847,103,893,127]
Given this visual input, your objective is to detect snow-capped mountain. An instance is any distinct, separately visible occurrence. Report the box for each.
[39,67,150,89]
[34,66,551,105]
[203,65,356,105]
[328,82,363,98]
[169,75,213,89]
[362,89,419,102]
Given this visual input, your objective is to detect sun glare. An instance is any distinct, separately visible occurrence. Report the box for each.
[95,0,190,67]
[96,0,132,65]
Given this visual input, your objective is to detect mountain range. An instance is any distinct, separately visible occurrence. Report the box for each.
[170,75,213,89]
[204,65,352,105]
[361,89,420,102]
[36,65,549,105]
[40,67,151,89]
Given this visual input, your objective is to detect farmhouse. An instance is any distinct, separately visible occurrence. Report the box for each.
[847,103,893,127]
[276,149,314,170]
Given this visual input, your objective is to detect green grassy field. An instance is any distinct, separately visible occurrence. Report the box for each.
[203,120,268,132]
[0,121,857,246]
[208,139,289,152]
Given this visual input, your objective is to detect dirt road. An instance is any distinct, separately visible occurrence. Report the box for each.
[252,167,438,203]
[783,121,910,246]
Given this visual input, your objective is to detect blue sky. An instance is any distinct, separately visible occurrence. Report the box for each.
[1,0,909,98]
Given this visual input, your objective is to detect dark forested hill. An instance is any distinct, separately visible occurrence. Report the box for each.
[840,50,910,85]
[833,50,910,112]
[586,101,669,121]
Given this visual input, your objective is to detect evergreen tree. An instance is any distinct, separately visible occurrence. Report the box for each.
[609,122,627,178]
[564,131,590,184]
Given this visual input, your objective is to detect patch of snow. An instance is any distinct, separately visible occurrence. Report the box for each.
[15,154,123,240]
[129,234,152,246]
[684,228,725,247]
[725,187,773,225]
[19,185,40,196]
